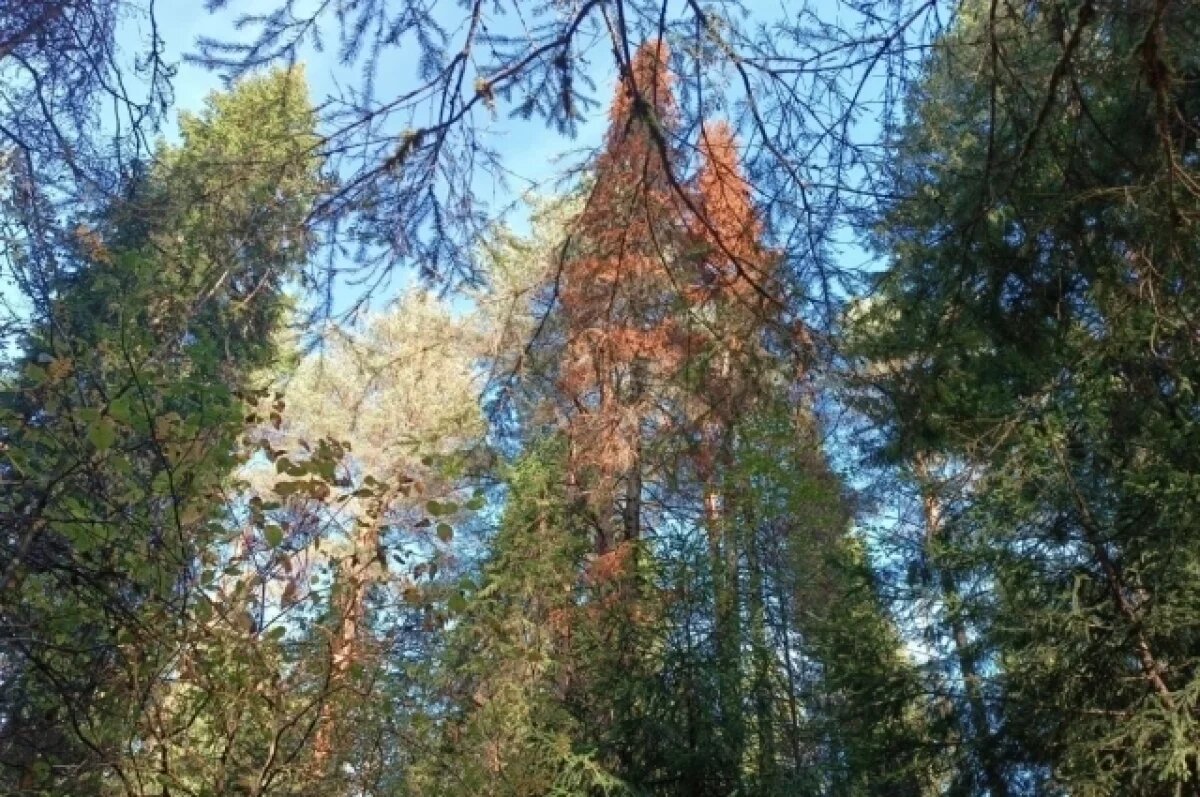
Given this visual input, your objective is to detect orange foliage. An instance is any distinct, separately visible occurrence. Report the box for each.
[604,38,676,157]
[557,40,779,549]
[690,122,780,487]
[693,120,773,306]
[547,606,573,638]
[559,40,694,534]
[586,541,637,586]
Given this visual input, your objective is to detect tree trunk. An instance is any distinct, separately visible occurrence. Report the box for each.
[623,439,642,545]
[312,503,385,774]
[705,432,743,778]
[745,503,776,783]
[914,454,1010,797]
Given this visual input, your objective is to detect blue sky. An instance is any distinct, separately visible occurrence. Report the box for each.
[112,0,888,321]
[123,1,865,227]
[116,1,629,317]
[124,1,615,201]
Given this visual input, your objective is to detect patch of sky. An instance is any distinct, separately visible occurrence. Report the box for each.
[122,0,617,325]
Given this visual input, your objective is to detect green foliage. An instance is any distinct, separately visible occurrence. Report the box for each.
[405,441,628,797]
[0,68,323,795]
[851,1,1200,792]
[8,6,1198,795]
[730,402,938,796]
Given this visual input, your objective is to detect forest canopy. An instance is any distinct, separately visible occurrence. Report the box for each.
[1,1,1198,796]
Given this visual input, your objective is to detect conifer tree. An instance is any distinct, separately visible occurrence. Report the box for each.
[559,39,693,558]
[405,442,626,797]
[852,2,1200,792]
[0,68,323,795]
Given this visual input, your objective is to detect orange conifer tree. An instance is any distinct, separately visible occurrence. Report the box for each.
[537,48,803,786]
[690,120,778,519]
[559,39,697,559]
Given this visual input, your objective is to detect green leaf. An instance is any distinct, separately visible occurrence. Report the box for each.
[88,418,117,451]
[427,499,458,517]
[264,524,284,548]
[23,364,46,384]
[436,522,454,543]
